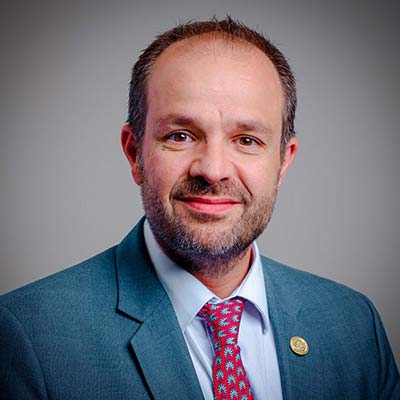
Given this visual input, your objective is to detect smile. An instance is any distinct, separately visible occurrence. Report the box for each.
[178,196,241,214]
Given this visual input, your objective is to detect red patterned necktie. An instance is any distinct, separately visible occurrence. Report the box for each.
[199,297,254,400]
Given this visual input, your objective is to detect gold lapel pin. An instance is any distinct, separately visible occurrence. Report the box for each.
[290,336,309,356]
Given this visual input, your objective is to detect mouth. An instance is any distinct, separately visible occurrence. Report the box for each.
[177,196,241,215]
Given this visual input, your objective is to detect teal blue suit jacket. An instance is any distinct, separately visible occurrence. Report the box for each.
[1,220,399,399]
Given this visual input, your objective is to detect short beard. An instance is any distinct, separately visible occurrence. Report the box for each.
[141,173,278,279]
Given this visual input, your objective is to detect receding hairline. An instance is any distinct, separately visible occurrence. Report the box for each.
[159,30,268,51]
[149,31,281,80]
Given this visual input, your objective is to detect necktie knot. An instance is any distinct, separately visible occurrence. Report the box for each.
[199,297,245,350]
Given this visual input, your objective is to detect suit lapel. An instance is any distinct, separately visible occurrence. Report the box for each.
[262,257,325,400]
[130,295,204,399]
[115,219,204,400]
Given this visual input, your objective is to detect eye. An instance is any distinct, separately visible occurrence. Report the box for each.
[236,136,260,147]
[166,131,193,143]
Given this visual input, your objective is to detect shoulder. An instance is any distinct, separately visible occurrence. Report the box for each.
[261,255,368,301]
[0,246,121,389]
[0,246,117,318]
[260,255,380,326]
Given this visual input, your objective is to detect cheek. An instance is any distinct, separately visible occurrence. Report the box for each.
[142,151,190,194]
[240,162,280,197]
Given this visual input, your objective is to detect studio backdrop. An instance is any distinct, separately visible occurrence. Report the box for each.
[1,0,399,364]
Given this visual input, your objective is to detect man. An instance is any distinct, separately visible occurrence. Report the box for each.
[1,17,399,400]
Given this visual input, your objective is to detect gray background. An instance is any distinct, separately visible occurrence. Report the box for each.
[1,0,399,365]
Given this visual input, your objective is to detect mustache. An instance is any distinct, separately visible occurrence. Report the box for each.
[172,177,250,204]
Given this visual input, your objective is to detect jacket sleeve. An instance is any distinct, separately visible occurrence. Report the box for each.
[364,297,400,399]
[0,307,48,400]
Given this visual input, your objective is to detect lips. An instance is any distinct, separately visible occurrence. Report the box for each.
[178,196,241,214]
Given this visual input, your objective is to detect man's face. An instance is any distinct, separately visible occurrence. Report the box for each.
[123,38,296,274]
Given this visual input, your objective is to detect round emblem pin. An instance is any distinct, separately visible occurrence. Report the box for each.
[290,336,309,356]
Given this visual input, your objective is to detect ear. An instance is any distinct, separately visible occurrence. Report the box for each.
[278,137,298,187]
[121,124,143,185]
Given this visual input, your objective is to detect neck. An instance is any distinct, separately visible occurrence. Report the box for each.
[190,247,253,298]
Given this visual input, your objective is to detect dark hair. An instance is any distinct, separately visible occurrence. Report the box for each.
[128,16,296,152]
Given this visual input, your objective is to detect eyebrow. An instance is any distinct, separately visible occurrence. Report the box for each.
[234,121,272,137]
[153,114,195,132]
[153,113,272,137]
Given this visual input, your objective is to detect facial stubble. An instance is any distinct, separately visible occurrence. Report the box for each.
[139,162,280,279]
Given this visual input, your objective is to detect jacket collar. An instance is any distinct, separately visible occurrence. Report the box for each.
[115,218,165,321]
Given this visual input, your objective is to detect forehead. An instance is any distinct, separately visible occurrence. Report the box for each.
[146,36,284,133]
[150,35,282,91]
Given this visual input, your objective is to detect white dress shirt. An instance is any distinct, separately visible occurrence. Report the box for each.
[143,220,283,400]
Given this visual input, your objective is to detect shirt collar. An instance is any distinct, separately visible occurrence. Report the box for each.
[143,219,269,333]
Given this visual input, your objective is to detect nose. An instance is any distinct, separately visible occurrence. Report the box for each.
[189,139,235,184]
